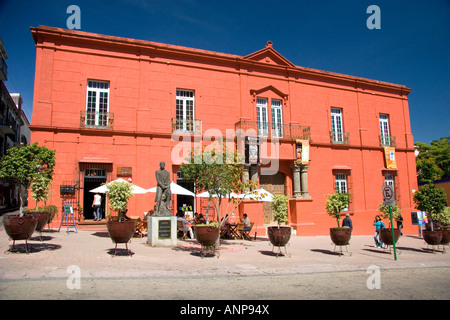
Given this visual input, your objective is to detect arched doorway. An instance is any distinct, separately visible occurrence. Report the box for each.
[259,172,286,224]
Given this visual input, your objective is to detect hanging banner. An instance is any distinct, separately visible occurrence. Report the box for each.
[384,147,397,169]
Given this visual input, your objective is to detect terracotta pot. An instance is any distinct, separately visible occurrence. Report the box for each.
[441,228,450,245]
[195,226,219,247]
[107,219,136,244]
[35,211,50,232]
[330,227,352,246]
[268,226,291,247]
[423,229,443,245]
[3,213,38,241]
[379,228,401,246]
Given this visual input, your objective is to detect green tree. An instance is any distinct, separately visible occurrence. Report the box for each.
[326,193,351,228]
[105,181,134,220]
[413,183,447,230]
[416,136,450,180]
[272,194,289,226]
[30,173,52,209]
[0,142,56,213]
[180,140,255,225]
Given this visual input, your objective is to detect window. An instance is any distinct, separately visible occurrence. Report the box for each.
[331,108,344,143]
[256,97,268,137]
[176,89,195,132]
[271,99,283,138]
[85,80,110,127]
[335,173,348,193]
[379,114,390,146]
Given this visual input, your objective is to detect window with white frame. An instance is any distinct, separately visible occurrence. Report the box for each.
[271,99,283,138]
[86,80,110,127]
[335,173,349,211]
[176,89,195,132]
[335,173,348,193]
[256,97,269,137]
[379,114,390,146]
[331,107,344,142]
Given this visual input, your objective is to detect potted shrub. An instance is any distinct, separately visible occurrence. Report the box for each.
[105,180,136,255]
[0,143,55,252]
[326,192,352,246]
[438,207,450,245]
[267,194,291,248]
[27,173,52,235]
[195,220,220,247]
[378,203,402,246]
[413,183,446,245]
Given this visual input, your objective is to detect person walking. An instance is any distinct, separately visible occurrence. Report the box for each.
[373,215,386,248]
[92,193,102,221]
[396,213,404,236]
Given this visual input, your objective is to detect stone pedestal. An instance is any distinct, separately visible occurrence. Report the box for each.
[147,216,177,247]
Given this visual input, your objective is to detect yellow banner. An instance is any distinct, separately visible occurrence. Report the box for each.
[384,147,397,169]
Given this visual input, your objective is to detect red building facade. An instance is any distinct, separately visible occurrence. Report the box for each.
[29,26,418,235]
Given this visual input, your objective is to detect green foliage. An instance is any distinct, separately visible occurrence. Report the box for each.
[0,142,56,188]
[0,142,56,212]
[437,207,450,227]
[272,194,289,226]
[413,183,447,221]
[105,181,134,219]
[415,136,450,180]
[180,140,255,224]
[326,193,351,227]
[196,221,220,228]
[30,174,52,209]
[416,157,443,183]
[45,205,59,223]
[378,203,402,228]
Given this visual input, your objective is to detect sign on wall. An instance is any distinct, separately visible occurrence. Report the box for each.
[384,147,397,169]
[117,167,132,177]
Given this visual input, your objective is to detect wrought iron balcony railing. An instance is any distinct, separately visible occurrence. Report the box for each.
[235,120,311,141]
[171,118,202,135]
[330,131,350,144]
[80,111,114,129]
[379,135,396,148]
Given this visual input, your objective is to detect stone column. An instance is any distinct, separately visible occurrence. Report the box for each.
[291,164,301,198]
[300,164,310,198]
[249,165,258,183]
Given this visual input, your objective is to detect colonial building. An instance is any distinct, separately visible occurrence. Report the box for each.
[29,26,418,235]
[0,37,29,211]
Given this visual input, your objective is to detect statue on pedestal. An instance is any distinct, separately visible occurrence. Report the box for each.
[155,161,172,216]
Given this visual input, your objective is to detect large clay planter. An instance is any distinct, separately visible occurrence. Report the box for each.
[35,211,50,232]
[423,229,443,245]
[330,228,352,246]
[107,219,136,244]
[379,228,401,246]
[267,226,291,247]
[195,226,219,247]
[3,213,38,252]
[440,228,450,245]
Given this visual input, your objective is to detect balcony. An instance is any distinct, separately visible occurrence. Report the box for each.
[171,118,202,135]
[0,55,7,81]
[380,135,396,148]
[80,111,114,129]
[235,120,311,141]
[330,131,350,144]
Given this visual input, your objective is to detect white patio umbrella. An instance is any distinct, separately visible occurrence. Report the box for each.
[146,182,195,196]
[241,188,274,240]
[89,178,147,194]
[196,190,241,198]
[241,188,273,202]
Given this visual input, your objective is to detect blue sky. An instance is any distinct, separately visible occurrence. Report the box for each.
[0,0,448,144]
